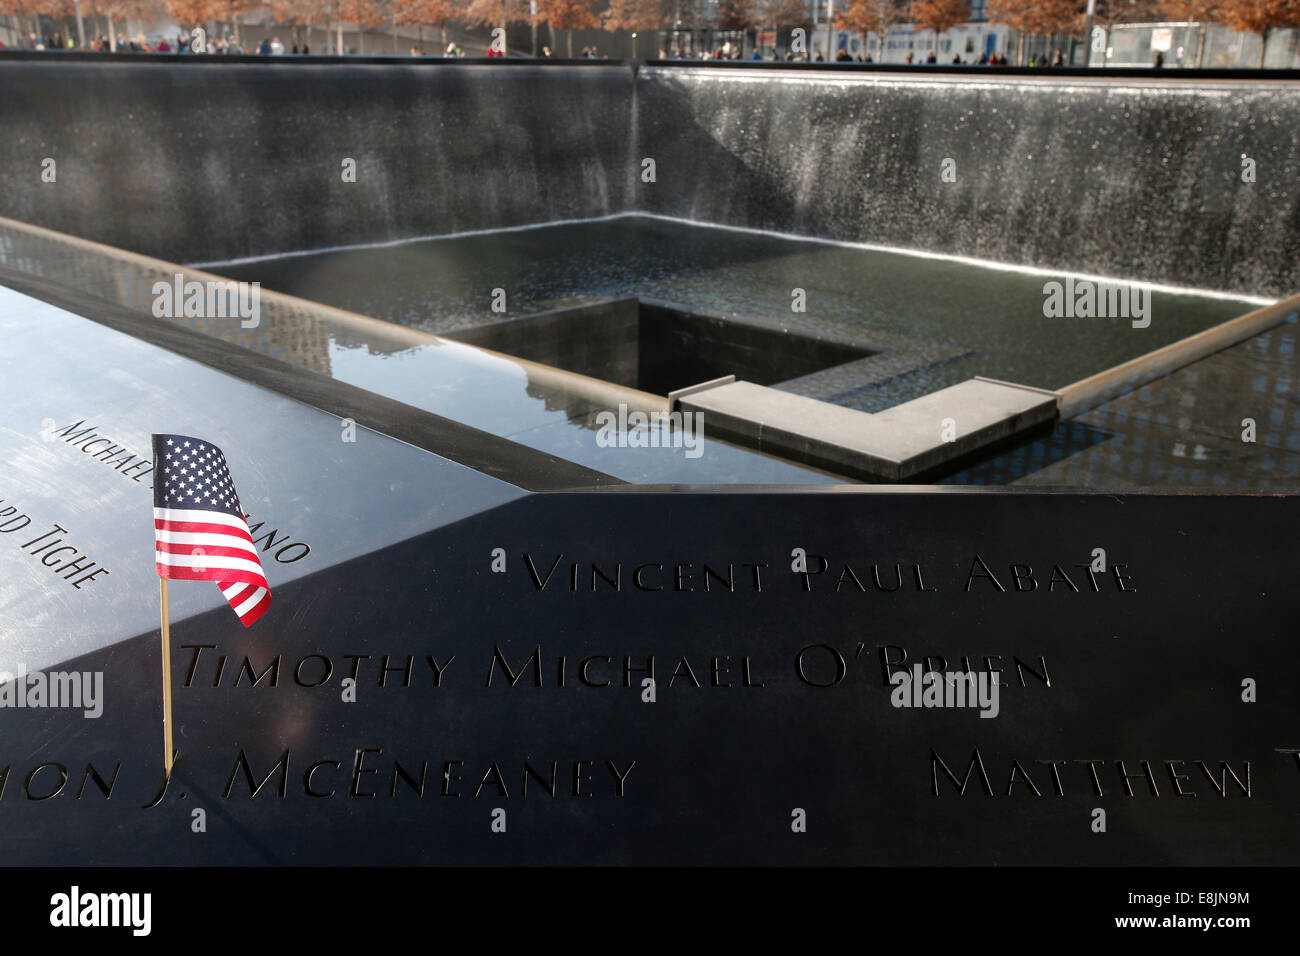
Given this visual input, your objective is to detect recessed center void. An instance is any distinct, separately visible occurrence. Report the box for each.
[444,297,873,396]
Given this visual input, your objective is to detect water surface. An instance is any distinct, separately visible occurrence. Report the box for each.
[213,216,1261,411]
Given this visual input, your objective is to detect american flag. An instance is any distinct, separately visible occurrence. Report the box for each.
[152,433,271,627]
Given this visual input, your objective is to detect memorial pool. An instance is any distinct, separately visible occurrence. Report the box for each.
[211,215,1264,412]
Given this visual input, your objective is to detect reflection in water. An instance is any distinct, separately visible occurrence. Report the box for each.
[211,216,1265,411]
[944,315,1300,490]
[0,221,838,484]
[1,214,1276,487]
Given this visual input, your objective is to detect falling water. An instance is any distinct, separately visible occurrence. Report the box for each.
[635,67,1300,297]
[1,57,1295,297]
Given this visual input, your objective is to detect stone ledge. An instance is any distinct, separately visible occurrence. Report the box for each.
[679,377,1059,482]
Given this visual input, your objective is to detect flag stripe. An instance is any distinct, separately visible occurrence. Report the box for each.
[155,552,269,577]
[157,565,268,587]
[154,508,250,531]
[155,533,259,557]
[155,518,257,546]
[156,543,258,562]
[237,590,272,626]
[220,580,271,625]
[233,587,267,617]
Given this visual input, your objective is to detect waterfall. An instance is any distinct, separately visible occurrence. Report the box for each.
[0,56,1295,297]
[634,67,1300,297]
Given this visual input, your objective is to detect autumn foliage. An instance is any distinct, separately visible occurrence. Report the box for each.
[1217,0,1300,63]
[7,0,1300,65]
[908,0,966,38]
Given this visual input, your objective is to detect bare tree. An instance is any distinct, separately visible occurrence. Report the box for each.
[713,0,755,30]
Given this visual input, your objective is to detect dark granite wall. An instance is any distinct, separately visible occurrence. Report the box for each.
[447,299,641,384]
[636,301,869,394]
[0,59,635,264]
[635,68,1300,297]
[446,297,870,394]
[1,58,1296,296]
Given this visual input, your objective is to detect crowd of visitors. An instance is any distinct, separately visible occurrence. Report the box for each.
[655,43,1022,65]
[3,28,1067,64]
[3,30,311,53]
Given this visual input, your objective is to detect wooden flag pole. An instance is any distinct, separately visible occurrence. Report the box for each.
[160,577,174,776]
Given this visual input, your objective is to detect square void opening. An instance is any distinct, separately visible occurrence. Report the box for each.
[445,298,873,396]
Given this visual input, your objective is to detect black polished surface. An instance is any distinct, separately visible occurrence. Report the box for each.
[2,489,1295,865]
[0,53,1296,874]
[0,283,531,672]
[0,266,624,491]
[947,312,1300,490]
